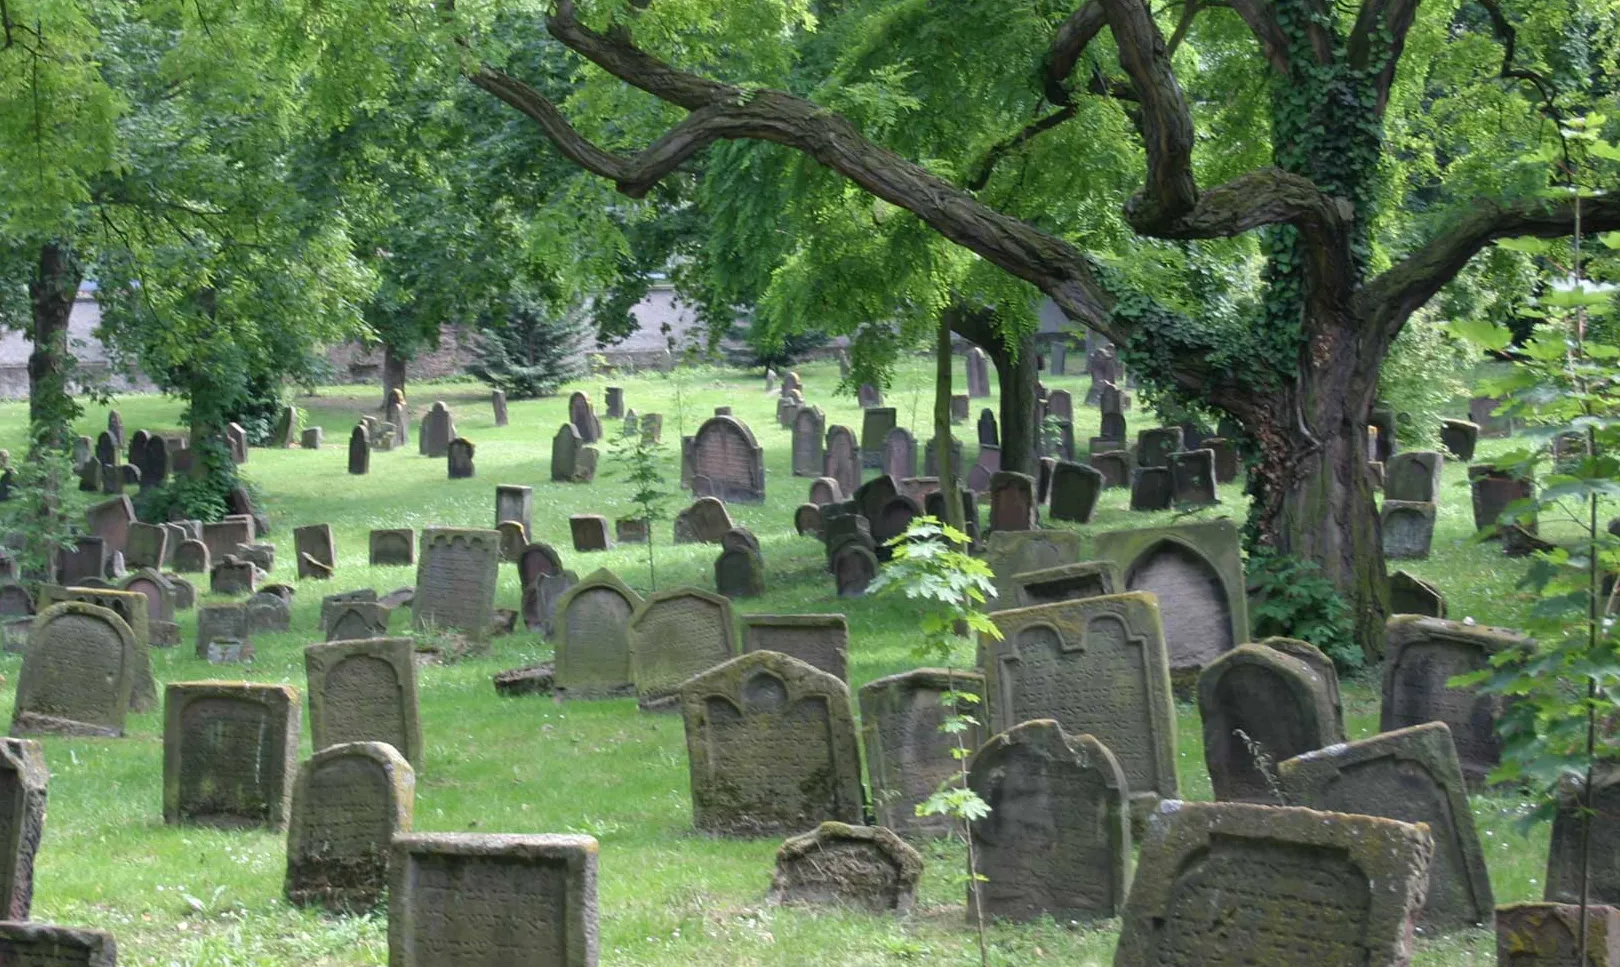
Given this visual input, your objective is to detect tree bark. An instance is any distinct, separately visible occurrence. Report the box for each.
[27,241,82,454]
[990,335,1039,477]
[935,314,964,535]
[382,343,408,409]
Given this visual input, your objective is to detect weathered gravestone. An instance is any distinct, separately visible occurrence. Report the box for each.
[418,402,454,458]
[856,383,883,408]
[690,416,766,502]
[967,444,1000,493]
[629,587,735,710]
[1092,519,1249,687]
[1470,395,1513,437]
[388,832,599,967]
[1169,449,1218,507]
[494,485,532,536]
[988,472,1038,532]
[446,438,475,479]
[1390,570,1447,617]
[714,545,766,599]
[808,476,842,506]
[1381,614,1524,785]
[1090,448,1133,488]
[1471,463,1536,537]
[823,426,861,497]
[603,385,624,419]
[977,409,998,447]
[369,528,415,566]
[305,637,422,766]
[969,720,1131,922]
[1441,419,1479,462]
[490,389,508,427]
[163,681,299,829]
[1046,388,1073,425]
[965,347,991,397]
[550,424,582,484]
[271,405,299,448]
[1279,721,1494,931]
[950,393,970,422]
[983,528,1082,610]
[0,584,31,619]
[124,523,167,572]
[412,529,500,646]
[285,741,414,913]
[982,592,1178,809]
[1114,801,1434,967]
[569,515,612,552]
[1010,561,1116,607]
[680,651,863,836]
[522,570,577,638]
[1197,644,1338,803]
[32,587,156,712]
[1383,499,1437,559]
[1048,461,1103,523]
[1136,427,1184,468]
[294,524,335,580]
[348,424,370,475]
[568,391,601,443]
[552,570,642,701]
[859,669,984,839]
[517,542,565,588]
[775,391,802,429]
[195,603,248,659]
[200,518,253,566]
[245,591,291,635]
[831,544,878,597]
[1546,769,1620,906]
[300,427,323,450]
[86,496,134,556]
[740,614,848,682]
[672,496,733,545]
[174,539,210,574]
[1497,903,1620,967]
[0,738,47,918]
[791,407,825,478]
[881,427,916,481]
[326,602,390,642]
[0,922,117,966]
[498,521,528,560]
[210,556,257,596]
[793,504,822,538]
[57,537,105,586]
[768,822,923,914]
[1387,450,1444,502]
[859,408,897,469]
[1129,466,1173,510]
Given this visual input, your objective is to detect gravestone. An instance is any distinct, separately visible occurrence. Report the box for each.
[1381,614,1525,785]
[859,408,897,469]
[776,392,802,429]
[1382,500,1437,559]
[1471,395,1513,437]
[1092,519,1250,687]
[294,524,336,580]
[1548,771,1620,906]
[305,636,422,766]
[769,822,922,913]
[1197,644,1338,803]
[808,476,842,505]
[246,591,291,634]
[106,410,125,452]
[386,396,408,447]
[714,546,766,599]
[412,528,500,646]
[553,570,642,701]
[950,394,969,422]
[781,371,802,396]
[569,515,612,552]
[793,504,822,537]
[10,603,137,738]
[673,496,734,544]
[859,669,985,839]
[174,539,210,573]
[988,472,1038,531]
[977,409,998,447]
[791,407,825,478]
[285,741,414,913]
[982,593,1178,808]
[517,542,565,588]
[0,923,117,965]
[1434,421,1478,468]
[522,570,577,638]
[1136,427,1184,469]
[1386,450,1444,502]
[369,528,415,566]
[1203,436,1239,483]
[223,422,247,464]
[1010,561,1116,607]
[881,427,916,481]
[1169,449,1218,507]
[741,614,849,682]
[300,427,323,450]
[1101,411,1127,444]
[418,402,454,458]
[869,495,921,560]
[568,391,601,444]
[831,543,878,597]
[1090,449,1133,488]
[640,412,663,444]
[983,528,1083,608]
[630,587,735,710]
[498,521,528,560]
[857,383,882,408]
[326,602,390,642]
[491,389,508,427]
[348,424,370,475]
[210,556,257,596]
[680,651,863,836]
[1129,466,1172,511]
[1114,801,1434,967]
[201,518,253,565]
[924,435,964,479]
[1046,389,1073,424]
[57,537,107,586]
[195,603,248,658]
[140,435,168,490]
[272,405,299,448]
[1279,721,1494,931]
[1496,903,1620,966]
[551,424,582,483]
[86,497,135,558]
[1048,461,1102,523]
[163,682,299,829]
[1049,340,1068,375]
[387,833,599,967]
[690,416,766,502]
[965,347,991,397]
[1471,464,1535,535]
[124,522,167,571]
[604,385,624,419]
[1390,570,1447,617]
[967,445,1000,493]
[446,438,475,479]
[0,738,47,918]
[969,720,1131,922]
[0,584,32,618]
[1370,405,1399,463]
[613,518,646,545]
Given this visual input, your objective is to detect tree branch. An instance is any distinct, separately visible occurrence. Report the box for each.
[1347,0,1421,113]
[1224,0,1292,73]
[1095,0,1199,230]
[965,106,1077,192]
[1043,2,1109,106]
[1357,193,1620,335]
[1475,0,1563,120]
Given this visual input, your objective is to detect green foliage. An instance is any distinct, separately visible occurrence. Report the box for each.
[610,418,673,590]
[1378,310,1472,448]
[131,468,232,526]
[466,295,589,400]
[0,435,82,581]
[1246,550,1362,671]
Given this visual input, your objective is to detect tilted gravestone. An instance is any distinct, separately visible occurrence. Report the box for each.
[418,402,454,458]
[1114,801,1434,967]
[740,614,848,682]
[326,601,390,642]
[494,485,533,535]
[1386,450,1445,502]
[808,476,842,506]
[768,822,923,914]
[1092,519,1249,688]
[680,651,863,836]
[823,425,861,497]
[568,391,601,443]
[0,922,117,965]
[569,515,612,552]
[210,556,258,596]
[1440,419,1479,461]
[412,528,500,646]
[988,471,1038,532]
[690,416,766,502]
[305,636,422,767]
[672,497,733,545]
[983,592,1178,809]
[791,406,825,478]
[630,587,735,710]
[285,741,414,913]
[1279,721,1494,931]
[1381,614,1523,786]
[859,408,897,469]
[124,522,167,571]
[1389,569,1447,617]
[446,438,475,479]
[369,528,415,566]
[1496,903,1620,966]
[1136,427,1184,469]
[1129,466,1173,510]
[1547,770,1620,907]
[517,542,565,588]
[163,681,300,829]
[522,570,577,638]
[491,389,508,427]
[0,738,48,918]
[498,521,528,560]
[348,424,370,475]
[1090,448,1133,488]
[294,524,336,580]
[1382,500,1437,559]
[1169,449,1219,507]
[272,404,299,448]
[85,496,135,556]
[969,720,1131,922]
[1196,644,1338,803]
[859,669,984,839]
[1048,461,1102,523]
[793,504,822,538]
[1009,560,1116,607]
[881,427,916,481]
[1471,463,1535,536]
[388,833,599,967]
[551,424,583,483]
[983,528,1082,610]
[553,570,642,701]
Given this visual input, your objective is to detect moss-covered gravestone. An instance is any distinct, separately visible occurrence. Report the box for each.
[0,738,47,918]
[553,570,642,702]
[740,614,848,682]
[982,529,1083,610]
[0,922,117,966]
[968,720,1131,923]
[1546,769,1620,906]
[304,637,422,767]
[1197,644,1338,804]
[11,602,136,738]
[388,833,598,966]
[768,822,923,914]
[628,587,734,711]
[1115,801,1434,967]
[285,741,414,913]
[163,682,300,830]
[36,585,156,712]
[859,668,985,840]
[1009,561,1116,607]
[1279,722,1494,932]
[981,593,1178,810]
[680,651,863,837]
[1497,902,1620,965]
[325,602,390,642]
[412,528,500,647]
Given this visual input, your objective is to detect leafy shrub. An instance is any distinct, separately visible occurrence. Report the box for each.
[1246,550,1361,671]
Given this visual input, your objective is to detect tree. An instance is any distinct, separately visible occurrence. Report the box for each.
[466,290,590,398]
[461,0,1620,656]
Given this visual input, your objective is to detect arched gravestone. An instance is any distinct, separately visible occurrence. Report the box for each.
[679,651,863,836]
[1092,519,1249,687]
[981,592,1178,808]
[163,682,300,830]
[1547,769,1620,906]
[831,543,878,597]
[690,416,766,502]
[120,568,175,622]
[1196,644,1338,803]
[11,602,136,738]
[860,669,985,839]
[0,738,47,918]
[1257,635,1346,740]
[568,391,601,443]
[808,476,841,506]
[791,407,825,478]
[983,529,1082,611]
[1385,450,1444,503]
[0,923,117,965]
[412,528,500,646]
[969,720,1131,923]
[369,528,415,566]
[553,570,642,701]
[793,504,822,537]
[0,583,32,618]
[1382,500,1437,559]
[285,741,414,913]
[1279,721,1494,932]
[550,423,582,483]
[852,474,899,528]
[988,471,1038,531]
[1114,801,1434,967]
[325,602,389,642]
[1380,614,1524,786]
[870,495,922,559]
[673,497,734,545]
[823,425,861,498]
[769,821,923,913]
[305,637,423,767]
[630,587,735,711]
[882,427,917,481]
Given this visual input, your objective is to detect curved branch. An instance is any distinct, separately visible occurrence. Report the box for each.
[1347,0,1421,112]
[1043,2,1109,106]
[1095,0,1199,230]
[1224,0,1292,73]
[966,106,1077,192]
[1475,0,1563,121]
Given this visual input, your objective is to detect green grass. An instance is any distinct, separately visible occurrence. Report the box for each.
[0,358,1548,965]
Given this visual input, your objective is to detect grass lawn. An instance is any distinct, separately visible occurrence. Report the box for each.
[0,357,1548,965]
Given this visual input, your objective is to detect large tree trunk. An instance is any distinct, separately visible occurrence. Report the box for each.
[990,334,1039,477]
[382,343,408,409]
[27,241,82,454]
